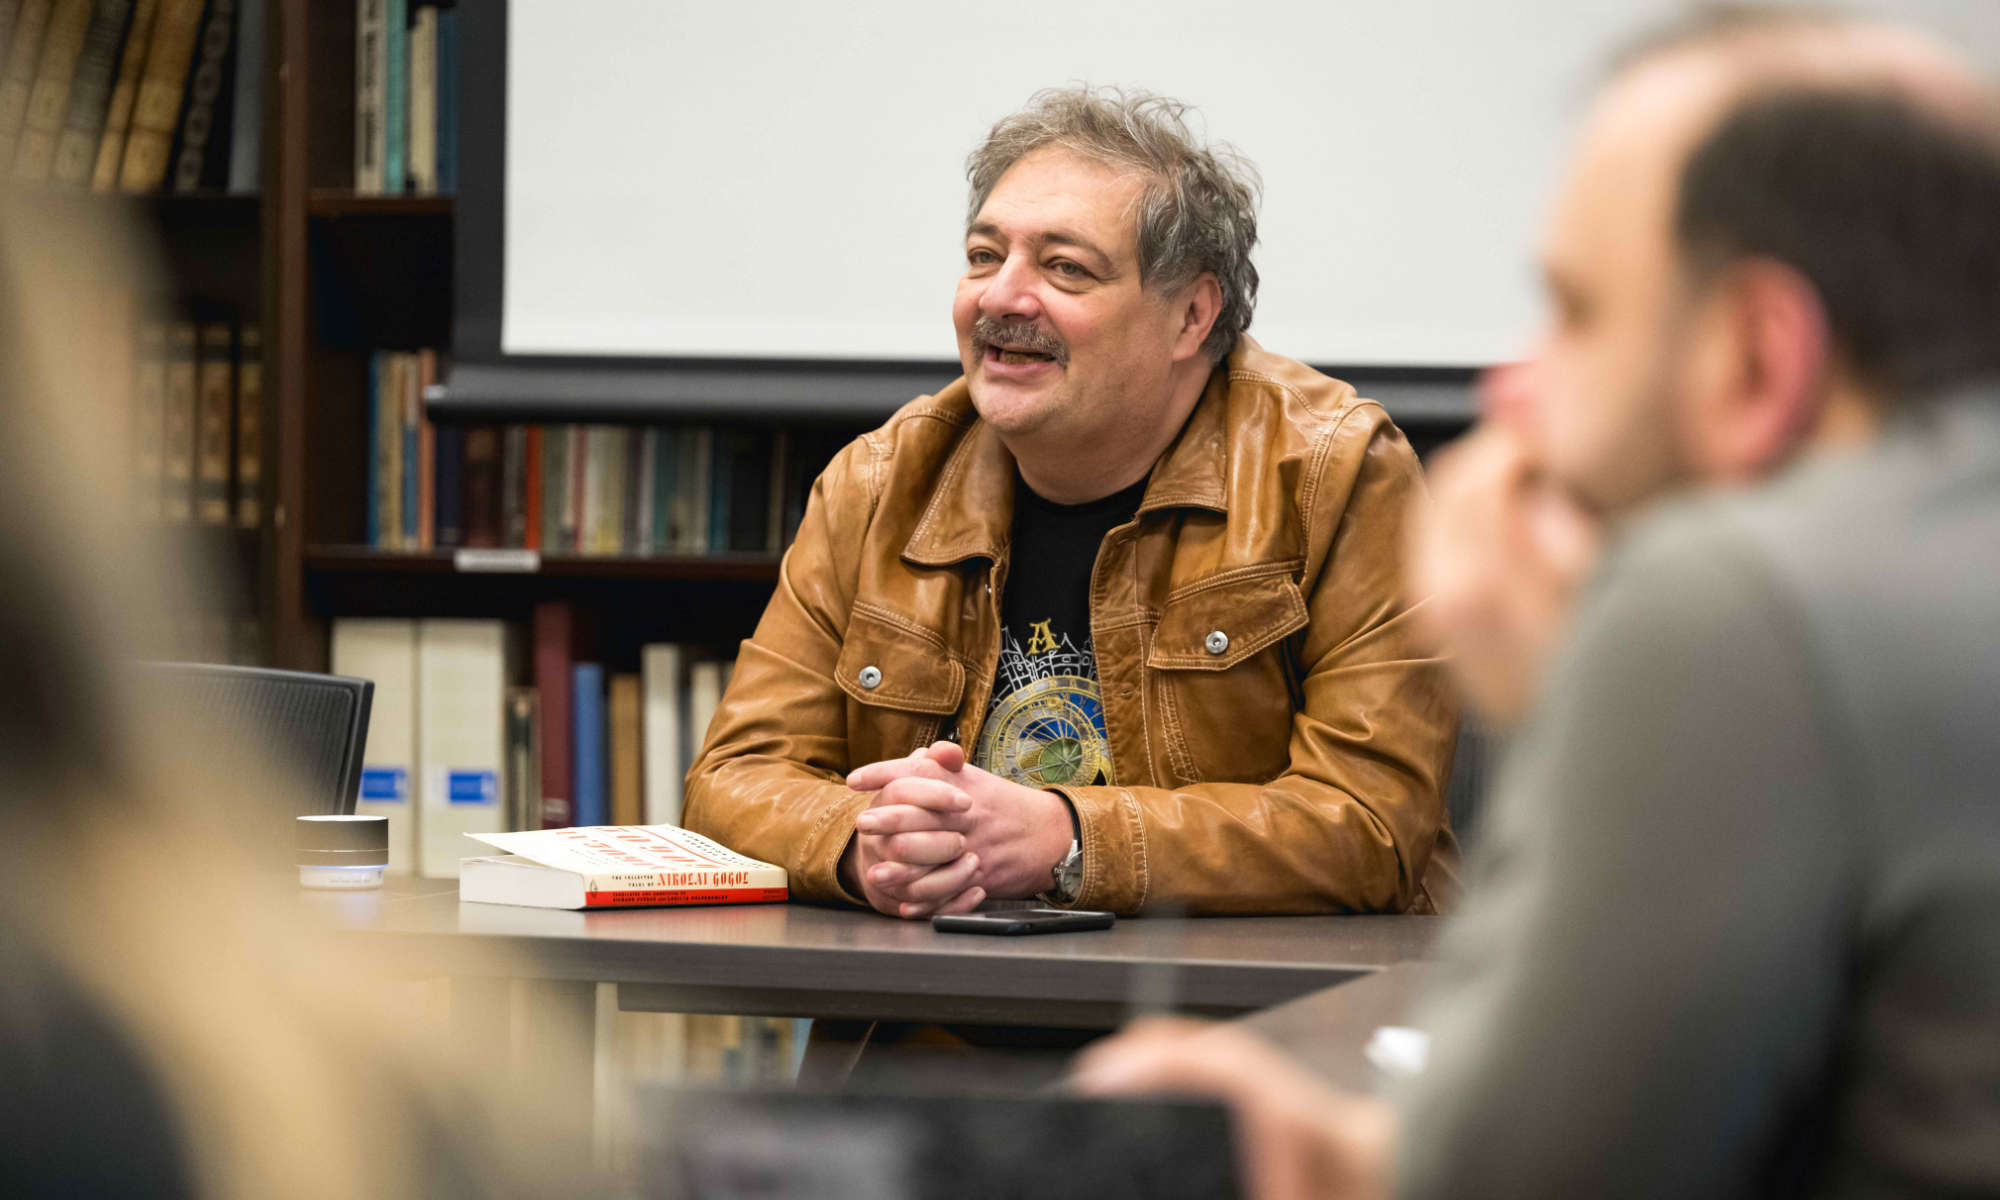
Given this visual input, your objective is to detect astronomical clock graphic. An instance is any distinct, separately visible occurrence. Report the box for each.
[975,622,1116,788]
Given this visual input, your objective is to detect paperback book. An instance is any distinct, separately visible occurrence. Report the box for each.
[459,824,787,910]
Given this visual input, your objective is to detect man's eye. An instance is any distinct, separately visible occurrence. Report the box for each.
[967,249,999,266]
[1050,260,1086,279]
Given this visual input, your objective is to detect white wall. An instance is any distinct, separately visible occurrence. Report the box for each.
[502,0,1999,367]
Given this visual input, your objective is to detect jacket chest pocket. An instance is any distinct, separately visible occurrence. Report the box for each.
[836,605,966,767]
[1144,568,1308,785]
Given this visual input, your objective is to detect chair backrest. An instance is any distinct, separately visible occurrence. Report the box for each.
[135,663,373,816]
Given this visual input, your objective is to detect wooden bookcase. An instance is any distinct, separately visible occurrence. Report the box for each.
[262,0,804,673]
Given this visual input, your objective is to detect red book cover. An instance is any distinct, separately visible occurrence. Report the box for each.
[523,426,543,551]
[533,600,577,827]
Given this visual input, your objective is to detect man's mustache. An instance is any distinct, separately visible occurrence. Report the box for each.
[972,317,1069,366]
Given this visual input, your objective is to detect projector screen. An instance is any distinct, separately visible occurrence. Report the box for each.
[501,0,1687,368]
[462,0,2000,416]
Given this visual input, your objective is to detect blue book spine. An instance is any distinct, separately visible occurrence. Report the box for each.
[384,0,407,193]
[707,434,731,554]
[366,354,381,546]
[435,6,456,193]
[571,662,607,828]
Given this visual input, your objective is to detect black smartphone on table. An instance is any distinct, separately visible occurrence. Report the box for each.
[932,909,1116,935]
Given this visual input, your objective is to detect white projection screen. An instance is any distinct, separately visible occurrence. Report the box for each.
[496,0,1999,372]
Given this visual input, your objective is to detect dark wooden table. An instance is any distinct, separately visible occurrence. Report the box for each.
[313,876,1442,1030]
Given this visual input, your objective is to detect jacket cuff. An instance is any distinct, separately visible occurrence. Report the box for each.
[1048,785,1149,913]
[796,789,872,906]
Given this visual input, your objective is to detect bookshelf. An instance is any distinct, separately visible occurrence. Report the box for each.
[255,0,814,674]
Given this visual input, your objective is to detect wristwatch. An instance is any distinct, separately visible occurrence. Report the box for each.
[1043,838,1083,905]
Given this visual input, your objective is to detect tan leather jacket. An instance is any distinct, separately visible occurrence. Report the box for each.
[685,338,1460,914]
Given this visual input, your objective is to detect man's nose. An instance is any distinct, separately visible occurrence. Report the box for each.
[977,254,1042,322]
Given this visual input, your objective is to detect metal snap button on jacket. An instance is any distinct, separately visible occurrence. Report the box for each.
[1204,630,1230,656]
[858,665,883,689]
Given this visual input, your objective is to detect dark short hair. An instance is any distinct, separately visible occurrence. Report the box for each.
[1673,85,2000,398]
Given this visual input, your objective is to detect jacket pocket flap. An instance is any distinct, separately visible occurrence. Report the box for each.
[836,606,966,714]
[1147,569,1309,671]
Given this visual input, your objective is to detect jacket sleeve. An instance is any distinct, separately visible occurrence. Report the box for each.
[680,434,882,906]
[1051,408,1461,914]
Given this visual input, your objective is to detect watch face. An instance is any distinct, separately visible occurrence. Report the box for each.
[1056,844,1083,897]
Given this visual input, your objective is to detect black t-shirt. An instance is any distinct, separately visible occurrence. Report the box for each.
[972,475,1147,788]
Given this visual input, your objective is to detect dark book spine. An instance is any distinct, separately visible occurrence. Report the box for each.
[500,424,526,548]
[46,0,129,185]
[221,0,251,190]
[462,424,501,548]
[193,319,233,525]
[10,0,93,180]
[727,430,770,553]
[707,430,731,554]
[532,600,576,828]
[432,422,463,548]
[232,322,260,527]
[116,0,205,192]
[537,426,565,553]
[168,0,230,191]
[523,426,543,551]
[86,0,151,190]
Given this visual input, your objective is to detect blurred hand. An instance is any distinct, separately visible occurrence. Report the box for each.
[1407,422,1601,729]
[1072,1018,1396,1200]
[839,740,1074,919]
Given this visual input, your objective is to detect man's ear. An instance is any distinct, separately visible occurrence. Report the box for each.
[1171,274,1223,363]
[1702,259,1831,480]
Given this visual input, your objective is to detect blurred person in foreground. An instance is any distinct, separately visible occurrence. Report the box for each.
[1075,7,2000,1199]
[0,202,587,1196]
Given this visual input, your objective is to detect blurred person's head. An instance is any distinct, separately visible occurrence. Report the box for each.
[1502,5,2000,515]
[0,197,583,1198]
[954,86,1259,492]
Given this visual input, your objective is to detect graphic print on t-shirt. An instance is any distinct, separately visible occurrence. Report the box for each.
[974,622,1115,788]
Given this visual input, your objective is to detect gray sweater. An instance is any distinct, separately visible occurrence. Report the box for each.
[1399,389,2000,1199]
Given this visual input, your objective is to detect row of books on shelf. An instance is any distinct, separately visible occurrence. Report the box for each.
[331,603,732,879]
[0,0,260,192]
[353,0,455,195]
[130,315,262,527]
[368,349,848,557]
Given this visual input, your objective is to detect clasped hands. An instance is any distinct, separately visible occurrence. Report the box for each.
[838,739,1075,919]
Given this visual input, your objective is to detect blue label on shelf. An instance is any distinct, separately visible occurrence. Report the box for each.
[447,769,498,805]
[359,766,408,803]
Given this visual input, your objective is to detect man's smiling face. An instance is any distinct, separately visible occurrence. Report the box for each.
[953,147,1192,447]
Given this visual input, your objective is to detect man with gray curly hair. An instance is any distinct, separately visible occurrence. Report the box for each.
[686,86,1459,926]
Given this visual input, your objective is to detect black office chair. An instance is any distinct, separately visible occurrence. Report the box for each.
[134,663,374,816]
